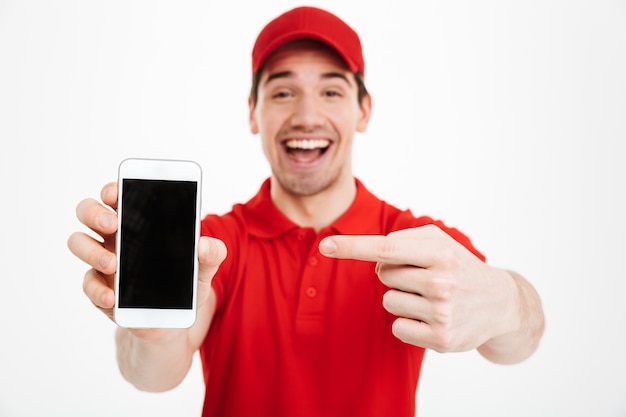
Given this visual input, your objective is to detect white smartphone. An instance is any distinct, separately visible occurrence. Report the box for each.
[114,158,202,328]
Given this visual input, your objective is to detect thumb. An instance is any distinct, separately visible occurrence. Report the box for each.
[198,236,227,282]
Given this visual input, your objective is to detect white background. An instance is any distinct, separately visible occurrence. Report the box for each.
[1,1,625,416]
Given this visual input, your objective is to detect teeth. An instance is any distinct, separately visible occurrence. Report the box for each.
[285,139,330,149]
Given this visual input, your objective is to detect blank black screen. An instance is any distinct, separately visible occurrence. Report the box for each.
[119,179,197,309]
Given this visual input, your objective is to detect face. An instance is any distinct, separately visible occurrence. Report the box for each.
[249,41,371,197]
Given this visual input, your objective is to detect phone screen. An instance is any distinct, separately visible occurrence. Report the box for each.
[118,179,198,309]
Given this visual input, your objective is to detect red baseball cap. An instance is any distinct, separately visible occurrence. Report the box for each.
[251,6,364,76]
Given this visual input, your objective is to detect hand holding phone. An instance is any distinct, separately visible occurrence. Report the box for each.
[114,158,202,329]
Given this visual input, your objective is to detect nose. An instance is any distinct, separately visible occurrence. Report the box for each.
[289,94,324,130]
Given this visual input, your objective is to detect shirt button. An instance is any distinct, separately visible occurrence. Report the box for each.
[308,256,318,267]
[306,287,317,298]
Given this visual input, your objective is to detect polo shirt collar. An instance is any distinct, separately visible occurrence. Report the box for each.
[243,177,383,238]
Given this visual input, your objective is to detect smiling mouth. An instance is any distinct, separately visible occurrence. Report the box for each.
[284,138,331,163]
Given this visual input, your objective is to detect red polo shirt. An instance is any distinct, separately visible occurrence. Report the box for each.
[199,178,484,417]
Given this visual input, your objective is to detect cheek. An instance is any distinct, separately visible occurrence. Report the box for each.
[257,115,280,138]
[330,108,361,134]
[257,114,284,155]
[255,103,283,131]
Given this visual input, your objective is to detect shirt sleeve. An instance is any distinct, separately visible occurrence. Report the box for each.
[200,213,240,311]
[392,210,486,263]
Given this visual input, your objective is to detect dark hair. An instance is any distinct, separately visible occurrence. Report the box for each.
[249,70,369,108]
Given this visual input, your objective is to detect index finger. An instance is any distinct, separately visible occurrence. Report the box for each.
[100,182,118,210]
[319,235,435,267]
[76,198,118,236]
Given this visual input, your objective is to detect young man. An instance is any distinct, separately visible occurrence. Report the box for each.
[68,6,544,417]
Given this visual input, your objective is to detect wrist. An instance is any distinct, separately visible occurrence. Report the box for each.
[478,270,544,364]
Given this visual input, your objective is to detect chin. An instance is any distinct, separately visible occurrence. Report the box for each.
[278,174,334,197]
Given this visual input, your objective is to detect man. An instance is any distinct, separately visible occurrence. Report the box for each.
[67,6,544,417]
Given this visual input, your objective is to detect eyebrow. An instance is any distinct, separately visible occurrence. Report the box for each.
[264,71,292,84]
[322,72,352,85]
[264,71,353,87]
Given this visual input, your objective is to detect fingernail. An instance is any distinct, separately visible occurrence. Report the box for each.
[101,292,112,307]
[99,254,112,269]
[319,238,337,255]
[99,213,114,228]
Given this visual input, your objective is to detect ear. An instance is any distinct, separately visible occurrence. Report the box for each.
[356,94,372,133]
[248,96,259,134]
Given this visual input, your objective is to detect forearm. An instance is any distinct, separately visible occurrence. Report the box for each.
[478,270,545,364]
[116,328,195,392]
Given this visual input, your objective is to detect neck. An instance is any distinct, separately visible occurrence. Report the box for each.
[270,175,357,232]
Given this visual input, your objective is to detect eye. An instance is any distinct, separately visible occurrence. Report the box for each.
[324,89,342,98]
[272,90,292,99]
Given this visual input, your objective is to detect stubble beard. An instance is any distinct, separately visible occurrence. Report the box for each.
[274,165,342,197]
